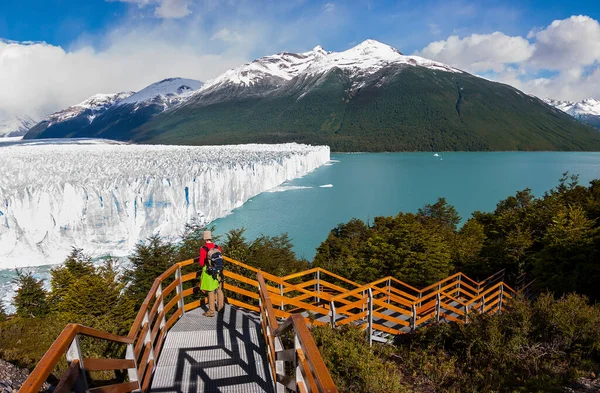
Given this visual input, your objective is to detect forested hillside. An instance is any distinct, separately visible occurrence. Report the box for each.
[136,67,600,151]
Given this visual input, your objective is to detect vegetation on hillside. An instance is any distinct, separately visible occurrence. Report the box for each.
[1,175,599,392]
[313,293,600,392]
[137,67,600,151]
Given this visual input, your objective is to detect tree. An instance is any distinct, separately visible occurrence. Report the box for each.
[452,219,487,277]
[367,213,453,285]
[313,218,370,281]
[222,228,250,263]
[247,234,308,276]
[122,235,176,307]
[13,270,50,318]
[418,197,461,231]
[61,258,129,320]
[533,205,600,298]
[50,248,96,310]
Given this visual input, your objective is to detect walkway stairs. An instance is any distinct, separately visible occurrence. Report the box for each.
[19,256,517,393]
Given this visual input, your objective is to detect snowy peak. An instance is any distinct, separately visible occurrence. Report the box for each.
[118,77,203,105]
[46,92,134,124]
[200,39,459,92]
[545,98,600,117]
[0,114,36,137]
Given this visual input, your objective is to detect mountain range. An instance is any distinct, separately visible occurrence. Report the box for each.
[23,40,600,151]
[0,114,36,137]
[545,98,600,129]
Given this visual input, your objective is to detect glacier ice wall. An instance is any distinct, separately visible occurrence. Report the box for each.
[0,141,330,268]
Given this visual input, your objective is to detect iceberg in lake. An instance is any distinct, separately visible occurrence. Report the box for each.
[0,140,330,268]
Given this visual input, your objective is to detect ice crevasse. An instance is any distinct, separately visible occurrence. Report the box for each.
[0,142,330,268]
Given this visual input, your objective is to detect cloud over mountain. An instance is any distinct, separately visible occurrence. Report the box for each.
[417,15,600,101]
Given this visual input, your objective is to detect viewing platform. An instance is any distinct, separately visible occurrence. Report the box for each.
[19,257,516,393]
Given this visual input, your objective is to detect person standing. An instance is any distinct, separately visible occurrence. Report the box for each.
[199,231,224,317]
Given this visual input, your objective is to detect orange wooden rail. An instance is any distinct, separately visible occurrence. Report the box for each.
[20,255,515,393]
[258,273,338,393]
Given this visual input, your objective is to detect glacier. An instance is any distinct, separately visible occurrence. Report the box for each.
[0,140,330,269]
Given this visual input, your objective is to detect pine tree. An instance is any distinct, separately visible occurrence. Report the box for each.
[13,270,50,318]
[418,197,461,231]
[222,228,250,263]
[122,235,176,307]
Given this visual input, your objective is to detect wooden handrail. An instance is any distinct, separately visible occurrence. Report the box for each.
[22,252,514,393]
[20,324,133,393]
[259,274,338,393]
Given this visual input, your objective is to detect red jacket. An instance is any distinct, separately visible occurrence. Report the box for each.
[199,242,222,267]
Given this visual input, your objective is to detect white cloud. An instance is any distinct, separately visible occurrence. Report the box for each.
[211,28,243,43]
[417,32,533,73]
[107,0,191,19]
[0,34,247,120]
[528,15,600,70]
[322,3,335,13]
[155,0,191,18]
[417,15,600,101]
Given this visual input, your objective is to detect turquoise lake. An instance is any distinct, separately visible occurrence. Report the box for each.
[212,152,600,261]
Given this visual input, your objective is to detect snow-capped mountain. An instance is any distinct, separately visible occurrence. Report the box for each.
[545,98,600,129]
[196,39,460,97]
[25,77,203,140]
[45,92,134,126]
[118,77,204,106]
[23,40,600,151]
[0,114,37,137]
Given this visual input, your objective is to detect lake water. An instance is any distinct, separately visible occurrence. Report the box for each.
[212,152,600,260]
[2,151,600,309]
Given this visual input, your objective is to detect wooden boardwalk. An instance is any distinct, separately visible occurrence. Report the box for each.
[150,305,275,393]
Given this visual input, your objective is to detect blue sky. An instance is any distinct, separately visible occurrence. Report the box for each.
[1,0,598,55]
[1,0,600,119]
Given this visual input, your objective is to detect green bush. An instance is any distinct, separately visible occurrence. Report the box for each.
[311,325,408,393]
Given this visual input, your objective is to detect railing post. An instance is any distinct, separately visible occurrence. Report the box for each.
[361,290,366,317]
[126,343,141,393]
[418,292,422,308]
[294,331,303,390]
[143,310,156,363]
[315,270,321,304]
[176,265,185,315]
[464,304,469,323]
[330,300,336,327]
[156,283,166,329]
[387,278,391,304]
[65,335,88,393]
[498,283,504,313]
[368,288,373,347]
[457,275,462,298]
[435,293,441,323]
[279,283,284,310]
[411,303,417,331]
[480,295,485,314]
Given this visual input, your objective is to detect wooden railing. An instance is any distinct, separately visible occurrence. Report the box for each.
[258,274,338,393]
[19,324,137,393]
[20,255,516,393]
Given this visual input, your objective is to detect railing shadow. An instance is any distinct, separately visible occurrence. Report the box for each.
[151,305,275,393]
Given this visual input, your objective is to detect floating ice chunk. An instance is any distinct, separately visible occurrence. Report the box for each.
[319,184,333,188]
[267,185,313,192]
[433,153,440,157]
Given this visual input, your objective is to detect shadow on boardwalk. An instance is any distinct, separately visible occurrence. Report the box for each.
[151,305,275,393]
